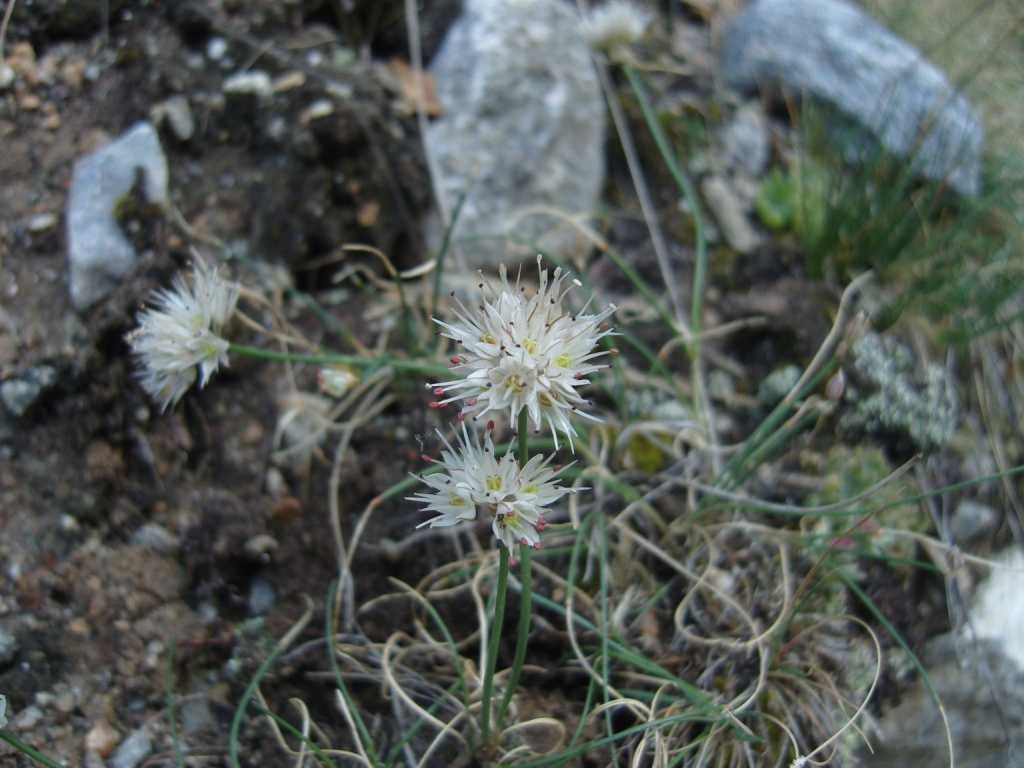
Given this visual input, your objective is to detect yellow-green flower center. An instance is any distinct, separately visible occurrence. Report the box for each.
[449,493,467,506]
[522,484,539,494]
[481,331,497,345]
[522,337,538,355]
[486,475,503,492]
[555,352,572,368]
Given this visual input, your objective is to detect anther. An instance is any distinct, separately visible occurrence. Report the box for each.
[433,387,445,395]
[521,537,528,546]
[574,372,583,379]
[450,357,461,364]
[450,291,455,296]
[487,420,495,430]
[429,401,440,408]
[457,412,465,421]
[610,348,620,355]
[467,398,478,406]
[421,454,431,462]
[509,556,517,566]
[533,542,541,550]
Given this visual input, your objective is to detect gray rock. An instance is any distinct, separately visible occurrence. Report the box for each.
[425,0,606,271]
[1,365,57,417]
[109,728,152,768]
[129,523,179,555]
[951,499,999,543]
[860,549,1024,768]
[66,122,168,310]
[0,628,19,667]
[720,0,983,197]
[700,176,761,254]
[718,105,769,179]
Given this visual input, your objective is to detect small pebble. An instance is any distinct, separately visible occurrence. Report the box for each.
[222,70,272,102]
[272,71,306,92]
[299,98,334,125]
[18,93,42,110]
[27,212,58,231]
[85,719,121,756]
[109,728,152,768]
[13,705,43,730]
[162,94,195,141]
[129,523,179,555]
[0,627,20,666]
[244,534,279,559]
[265,467,287,499]
[42,102,61,130]
[248,577,275,616]
[68,617,91,635]
[205,36,228,61]
[54,690,76,714]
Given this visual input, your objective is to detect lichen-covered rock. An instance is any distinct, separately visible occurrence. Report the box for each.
[425,0,606,271]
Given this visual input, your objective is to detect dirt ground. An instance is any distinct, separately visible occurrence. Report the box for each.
[0,1,970,767]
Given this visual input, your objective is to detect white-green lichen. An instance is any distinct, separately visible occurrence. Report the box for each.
[841,331,957,451]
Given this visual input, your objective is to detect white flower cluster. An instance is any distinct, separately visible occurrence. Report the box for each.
[127,260,239,411]
[582,0,651,61]
[409,425,576,561]
[429,257,617,450]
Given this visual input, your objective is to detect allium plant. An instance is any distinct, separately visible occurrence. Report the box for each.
[428,256,617,450]
[126,259,239,410]
[409,424,576,558]
[582,0,651,62]
[416,258,615,750]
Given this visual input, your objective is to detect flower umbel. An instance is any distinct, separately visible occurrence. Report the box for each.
[429,256,617,450]
[409,425,576,560]
[127,259,239,411]
[582,0,651,61]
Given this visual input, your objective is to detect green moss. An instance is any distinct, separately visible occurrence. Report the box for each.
[804,445,924,562]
